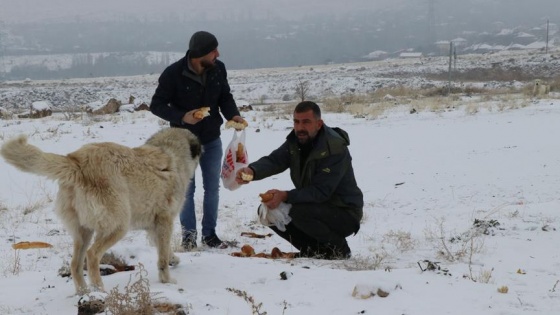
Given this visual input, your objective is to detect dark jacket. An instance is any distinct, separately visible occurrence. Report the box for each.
[249,125,364,222]
[150,53,240,144]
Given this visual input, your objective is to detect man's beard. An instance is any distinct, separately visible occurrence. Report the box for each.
[201,59,216,70]
[296,131,310,144]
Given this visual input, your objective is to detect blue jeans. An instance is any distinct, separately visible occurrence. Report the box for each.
[180,137,223,238]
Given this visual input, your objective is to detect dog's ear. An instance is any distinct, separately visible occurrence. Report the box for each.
[189,139,202,159]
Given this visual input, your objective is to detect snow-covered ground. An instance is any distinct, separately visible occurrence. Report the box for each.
[0,53,559,314]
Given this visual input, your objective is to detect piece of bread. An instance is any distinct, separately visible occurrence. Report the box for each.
[241,244,256,257]
[236,142,245,162]
[12,241,53,250]
[193,107,210,119]
[230,245,297,259]
[240,172,253,181]
[225,120,248,130]
[259,192,274,202]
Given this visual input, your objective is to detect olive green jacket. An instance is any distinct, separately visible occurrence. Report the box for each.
[249,125,363,222]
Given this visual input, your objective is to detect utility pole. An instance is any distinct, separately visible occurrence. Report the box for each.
[447,41,453,95]
[545,19,549,54]
[453,44,457,71]
[0,20,4,81]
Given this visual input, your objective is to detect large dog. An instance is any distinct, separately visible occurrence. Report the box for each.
[1,127,201,294]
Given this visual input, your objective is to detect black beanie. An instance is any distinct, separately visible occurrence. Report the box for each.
[188,31,218,58]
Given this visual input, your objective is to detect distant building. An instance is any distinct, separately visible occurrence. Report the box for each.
[399,52,423,59]
[362,50,388,60]
[435,40,451,54]
[451,37,468,47]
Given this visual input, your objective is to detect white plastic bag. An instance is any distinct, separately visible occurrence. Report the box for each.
[257,202,292,231]
[221,130,248,191]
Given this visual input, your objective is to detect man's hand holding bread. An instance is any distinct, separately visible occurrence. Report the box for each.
[236,166,288,210]
[236,167,254,184]
[181,107,247,130]
[182,107,210,125]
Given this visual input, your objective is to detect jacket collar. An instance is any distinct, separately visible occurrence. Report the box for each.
[181,52,207,85]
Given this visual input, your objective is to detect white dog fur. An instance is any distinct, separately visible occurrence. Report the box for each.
[1,127,201,294]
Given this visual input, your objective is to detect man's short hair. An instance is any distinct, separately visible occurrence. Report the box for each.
[295,101,321,119]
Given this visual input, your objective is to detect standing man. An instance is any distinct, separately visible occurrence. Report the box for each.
[150,31,246,250]
[235,101,363,259]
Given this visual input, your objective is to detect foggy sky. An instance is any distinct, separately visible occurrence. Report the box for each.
[1,0,559,25]
[1,0,559,79]
[0,0,391,24]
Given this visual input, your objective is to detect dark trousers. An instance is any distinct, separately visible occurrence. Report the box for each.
[269,203,360,259]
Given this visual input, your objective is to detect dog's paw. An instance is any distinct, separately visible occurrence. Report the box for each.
[164,277,178,285]
[169,254,180,267]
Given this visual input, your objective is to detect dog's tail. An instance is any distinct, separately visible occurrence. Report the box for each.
[1,135,78,182]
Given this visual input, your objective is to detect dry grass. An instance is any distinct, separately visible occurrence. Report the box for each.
[549,77,560,92]
[428,67,539,82]
[424,218,485,263]
[342,252,389,271]
[410,97,453,113]
[0,202,7,213]
[9,250,21,276]
[226,287,268,315]
[468,267,494,284]
[103,263,184,315]
[371,86,415,99]
[22,198,48,215]
[255,103,294,122]
[382,230,416,252]
[465,103,479,115]
[315,82,541,119]
[320,97,347,113]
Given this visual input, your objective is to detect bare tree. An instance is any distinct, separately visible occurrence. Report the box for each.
[295,78,310,102]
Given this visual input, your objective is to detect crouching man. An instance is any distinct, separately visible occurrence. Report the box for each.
[236,101,363,259]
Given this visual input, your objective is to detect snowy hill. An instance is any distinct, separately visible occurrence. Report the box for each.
[1,48,559,113]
